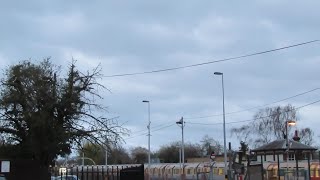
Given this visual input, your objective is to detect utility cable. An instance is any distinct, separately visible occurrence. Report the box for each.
[187,99,320,125]
[185,87,320,119]
[126,95,320,139]
[125,123,176,140]
[125,89,320,140]
[104,40,318,77]
[130,122,175,135]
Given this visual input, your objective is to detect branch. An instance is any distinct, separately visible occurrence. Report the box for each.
[0,127,18,135]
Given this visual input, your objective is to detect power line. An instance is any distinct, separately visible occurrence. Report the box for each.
[125,88,320,140]
[125,123,176,140]
[124,132,148,140]
[152,123,176,132]
[125,95,320,140]
[130,122,175,135]
[187,99,320,126]
[185,87,320,119]
[104,40,319,77]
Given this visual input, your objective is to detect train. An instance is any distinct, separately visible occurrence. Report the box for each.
[145,162,225,179]
[53,161,320,180]
[54,162,222,180]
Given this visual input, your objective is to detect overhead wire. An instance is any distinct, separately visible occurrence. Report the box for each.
[186,99,320,126]
[120,40,320,141]
[184,87,320,119]
[125,88,320,139]
[104,40,319,77]
[124,99,320,140]
[130,122,175,135]
[125,123,176,140]
[152,123,176,132]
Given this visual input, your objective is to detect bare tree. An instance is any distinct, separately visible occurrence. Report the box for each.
[157,141,202,163]
[108,145,131,164]
[299,128,314,146]
[0,59,127,168]
[77,141,105,165]
[200,135,223,155]
[231,104,314,147]
[130,146,148,164]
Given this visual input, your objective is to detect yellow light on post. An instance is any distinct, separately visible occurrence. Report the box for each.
[287,120,296,126]
[285,119,296,180]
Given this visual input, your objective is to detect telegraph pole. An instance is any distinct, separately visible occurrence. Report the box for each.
[142,100,151,180]
[176,117,185,173]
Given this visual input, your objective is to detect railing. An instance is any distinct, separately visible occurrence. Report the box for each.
[264,169,309,180]
[51,165,142,180]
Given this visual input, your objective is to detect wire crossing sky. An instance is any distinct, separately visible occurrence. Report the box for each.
[185,87,320,119]
[128,98,320,139]
[1,1,320,150]
[104,40,319,77]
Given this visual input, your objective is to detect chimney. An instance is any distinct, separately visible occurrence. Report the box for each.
[292,130,300,142]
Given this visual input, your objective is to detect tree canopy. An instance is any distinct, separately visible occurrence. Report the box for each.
[78,142,105,165]
[231,104,314,147]
[200,135,223,155]
[130,146,148,164]
[158,141,202,163]
[0,60,126,167]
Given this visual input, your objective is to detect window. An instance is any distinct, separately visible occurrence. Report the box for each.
[288,153,295,161]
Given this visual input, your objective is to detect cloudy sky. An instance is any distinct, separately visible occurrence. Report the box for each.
[1,1,320,152]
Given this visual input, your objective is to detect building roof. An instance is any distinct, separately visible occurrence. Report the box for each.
[252,139,317,152]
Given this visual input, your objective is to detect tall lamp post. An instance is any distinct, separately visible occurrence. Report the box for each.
[177,144,182,169]
[176,117,185,174]
[214,72,227,179]
[105,139,108,166]
[142,100,151,180]
[285,120,296,179]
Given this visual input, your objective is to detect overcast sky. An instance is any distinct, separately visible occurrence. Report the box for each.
[1,1,320,152]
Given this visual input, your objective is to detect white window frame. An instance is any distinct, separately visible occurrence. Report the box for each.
[288,153,295,161]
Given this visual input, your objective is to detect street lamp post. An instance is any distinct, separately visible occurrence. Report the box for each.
[105,149,108,165]
[285,120,296,179]
[142,100,151,180]
[177,144,182,169]
[176,117,185,174]
[105,140,108,166]
[214,72,228,179]
[82,152,85,165]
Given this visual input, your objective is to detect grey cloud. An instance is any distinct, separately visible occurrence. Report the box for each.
[1,1,320,150]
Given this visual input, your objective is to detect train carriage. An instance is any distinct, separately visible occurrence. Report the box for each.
[56,161,320,180]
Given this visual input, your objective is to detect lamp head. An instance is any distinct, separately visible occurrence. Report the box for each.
[214,72,223,75]
[287,120,296,126]
[176,117,183,124]
[142,100,149,103]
